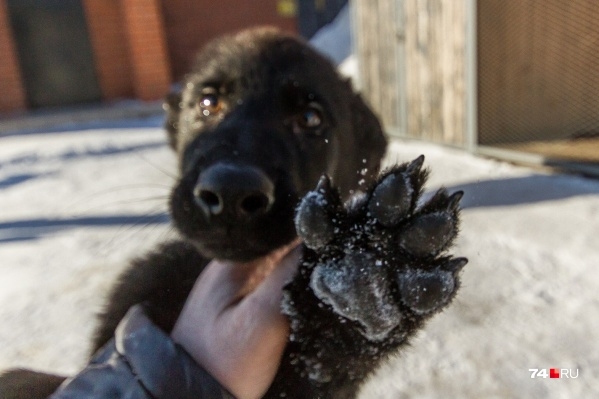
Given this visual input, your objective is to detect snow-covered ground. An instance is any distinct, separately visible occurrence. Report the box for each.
[1,5,598,397]
[0,115,597,398]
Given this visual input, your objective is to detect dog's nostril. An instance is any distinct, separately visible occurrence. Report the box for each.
[239,192,271,216]
[195,189,223,215]
[200,190,220,207]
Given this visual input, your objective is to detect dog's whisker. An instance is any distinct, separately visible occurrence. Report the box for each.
[100,205,170,254]
[133,152,178,181]
[58,185,171,217]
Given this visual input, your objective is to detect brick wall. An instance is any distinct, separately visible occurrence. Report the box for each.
[83,0,134,100]
[0,0,297,112]
[121,0,172,101]
[161,0,297,79]
[0,0,26,113]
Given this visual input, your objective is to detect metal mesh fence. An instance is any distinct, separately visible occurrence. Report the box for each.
[477,0,599,164]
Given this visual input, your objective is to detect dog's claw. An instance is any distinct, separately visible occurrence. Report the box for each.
[316,175,332,194]
[406,154,425,174]
[447,190,464,211]
[444,257,468,274]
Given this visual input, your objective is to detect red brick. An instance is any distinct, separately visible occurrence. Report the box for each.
[0,0,26,113]
[83,0,134,100]
[122,0,172,100]
[161,0,297,79]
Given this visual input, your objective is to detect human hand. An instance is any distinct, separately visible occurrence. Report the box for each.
[171,242,301,399]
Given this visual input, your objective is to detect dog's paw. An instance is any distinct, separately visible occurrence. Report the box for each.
[291,156,467,342]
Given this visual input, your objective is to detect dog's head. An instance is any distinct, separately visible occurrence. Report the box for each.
[166,28,387,261]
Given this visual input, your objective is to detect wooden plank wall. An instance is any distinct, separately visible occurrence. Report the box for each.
[404,0,467,145]
[353,0,403,132]
[354,0,468,146]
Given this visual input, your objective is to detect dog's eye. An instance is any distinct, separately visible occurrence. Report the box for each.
[198,93,222,116]
[297,104,323,130]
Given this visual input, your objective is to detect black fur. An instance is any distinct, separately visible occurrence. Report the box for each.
[275,157,466,398]
[0,28,466,399]
[93,27,388,355]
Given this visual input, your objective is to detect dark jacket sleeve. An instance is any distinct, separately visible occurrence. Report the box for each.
[49,305,234,399]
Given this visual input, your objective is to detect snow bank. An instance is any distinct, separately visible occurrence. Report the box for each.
[1,121,597,398]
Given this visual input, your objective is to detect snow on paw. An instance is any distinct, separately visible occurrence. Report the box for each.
[367,155,426,227]
[397,258,467,315]
[397,190,462,257]
[295,175,342,251]
[310,253,402,341]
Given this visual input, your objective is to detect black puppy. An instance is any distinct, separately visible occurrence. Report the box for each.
[92,27,389,354]
[0,28,466,399]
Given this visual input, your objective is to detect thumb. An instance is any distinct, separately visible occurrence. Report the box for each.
[236,244,302,322]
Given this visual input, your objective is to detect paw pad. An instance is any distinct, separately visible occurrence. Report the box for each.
[366,155,425,227]
[398,212,455,257]
[295,176,338,250]
[310,253,402,341]
[397,257,467,314]
[397,269,454,314]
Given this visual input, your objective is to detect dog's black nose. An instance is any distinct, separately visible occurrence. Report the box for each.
[194,163,275,219]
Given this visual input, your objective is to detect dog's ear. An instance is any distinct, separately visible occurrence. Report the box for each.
[163,91,182,151]
[351,93,388,177]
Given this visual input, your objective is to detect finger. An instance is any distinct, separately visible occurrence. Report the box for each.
[236,245,302,323]
[254,244,302,299]
[215,240,301,305]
